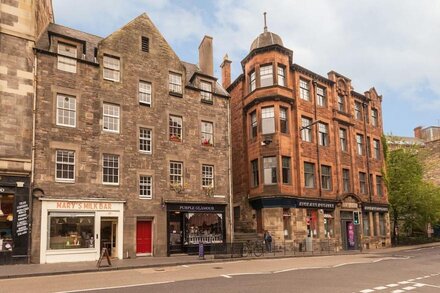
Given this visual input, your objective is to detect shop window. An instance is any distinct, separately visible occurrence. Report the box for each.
[103,103,120,133]
[306,209,318,237]
[139,128,152,154]
[139,81,152,106]
[359,172,367,194]
[300,79,310,101]
[321,165,332,190]
[169,72,182,95]
[280,107,288,134]
[202,164,214,188]
[250,111,258,138]
[185,213,223,244]
[48,213,94,249]
[139,175,152,199]
[251,159,259,187]
[342,168,350,193]
[282,156,291,184]
[103,55,120,82]
[324,213,334,238]
[363,212,370,236]
[200,81,212,103]
[0,195,14,252]
[301,116,313,142]
[379,213,386,236]
[260,64,273,87]
[277,66,285,86]
[263,156,277,185]
[55,150,75,182]
[339,128,347,152]
[318,122,329,146]
[169,115,182,142]
[57,42,77,73]
[201,121,213,146]
[261,106,275,134]
[56,94,76,127]
[304,162,315,188]
[316,86,327,107]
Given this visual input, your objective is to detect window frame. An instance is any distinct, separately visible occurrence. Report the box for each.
[318,122,329,146]
[138,80,152,106]
[102,154,119,185]
[304,162,315,189]
[282,156,291,184]
[376,175,383,197]
[354,101,363,120]
[321,165,332,190]
[299,79,310,101]
[103,54,120,82]
[169,115,183,142]
[337,96,346,112]
[103,103,120,133]
[139,175,152,199]
[359,172,367,194]
[201,121,214,146]
[277,65,286,87]
[202,164,214,188]
[141,36,150,52]
[280,107,288,134]
[169,72,183,95]
[139,128,152,154]
[373,139,380,160]
[356,134,364,155]
[57,42,77,73]
[249,70,256,92]
[260,64,274,87]
[316,86,327,107]
[371,108,378,127]
[56,94,76,128]
[169,161,183,186]
[251,159,259,187]
[55,149,75,182]
[250,111,258,138]
[342,168,350,193]
[301,116,313,142]
[261,106,275,135]
[263,156,277,185]
[339,128,347,152]
[200,80,213,103]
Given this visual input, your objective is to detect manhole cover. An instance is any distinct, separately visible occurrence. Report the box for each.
[213,267,223,269]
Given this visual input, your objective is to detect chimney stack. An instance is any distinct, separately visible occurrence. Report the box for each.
[199,35,213,76]
[414,126,423,139]
[220,54,232,89]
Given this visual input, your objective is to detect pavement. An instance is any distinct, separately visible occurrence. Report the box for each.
[0,242,439,280]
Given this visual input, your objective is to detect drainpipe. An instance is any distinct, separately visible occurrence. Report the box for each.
[29,53,37,263]
[227,98,234,244]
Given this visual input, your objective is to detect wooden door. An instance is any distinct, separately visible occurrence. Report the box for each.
[136,221,152,254]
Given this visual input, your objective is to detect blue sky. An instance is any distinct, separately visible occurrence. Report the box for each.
[53,0,440,137]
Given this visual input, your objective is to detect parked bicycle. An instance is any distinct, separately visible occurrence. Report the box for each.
[242,240,264,257]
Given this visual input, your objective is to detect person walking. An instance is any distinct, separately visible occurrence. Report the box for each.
[264,230,272,253]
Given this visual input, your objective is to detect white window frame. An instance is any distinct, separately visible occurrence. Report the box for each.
[103,103,120,133]
[139,128,152,154]
[321,165,332,190]
[103,55,120,82]
[355,102,362,120]
[139,81,152,106]
[373,139,380,159]
[339,128,347,152]
[371,108,378,127]
[57,42,77,73]
[200,81,212,102]
[170,161,183,186]
[201,121,213,146]
[55,150,75,182]
[169,115,182,141]
[316,86,326,107]
[301,117,312,142]
[169,72,182,94]
[56,94,76,128]
[277,66,285,86]
[261,106,275,134]
[304,162,315,188]
[300,79,310,101]
[102,154,119,185]
[139,175,152,199]
[338,96,345,112]
[202,164,214,188]
[318,122,329,146]
[260,64,273,87]
[356,134,364,155]
[249,70,256,92]
[263,156,277,185]
[280,107,288,134]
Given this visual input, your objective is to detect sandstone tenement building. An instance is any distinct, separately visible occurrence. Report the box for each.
[30,14,231,263]
[224,24,390,251]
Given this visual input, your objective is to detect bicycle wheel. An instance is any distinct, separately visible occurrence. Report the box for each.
[253,241,263,257]
[242,244,250,257]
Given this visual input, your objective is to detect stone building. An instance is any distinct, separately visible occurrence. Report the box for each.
[31,14,231,263]
[414,125,440,142]
[223,23,390,251]
[0,0,53,264]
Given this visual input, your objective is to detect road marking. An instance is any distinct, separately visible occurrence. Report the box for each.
[398,281,410,284]
[333,262,364,267]
[422,284,440,289]
[402,286,416,290]
[359,289,374,293]
[228,272,271,276]
[415,277,423,280]
[273,266,326,273]
[413,283,425,287]
[221,274,232,278]
[391,290,405,293]
[56,281,176,293]
[386,284,399,287]
[373,286,387,290]
[181,265,189,267]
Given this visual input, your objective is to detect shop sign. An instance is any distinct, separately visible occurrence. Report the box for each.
[16,201,29,236]
[363,205,388,212]
[342,202,358,209]
[55,201,112,210]
[297,200,336,210]
[167,203,225,213]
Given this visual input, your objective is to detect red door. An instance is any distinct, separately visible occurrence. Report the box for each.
[136,221,152,254]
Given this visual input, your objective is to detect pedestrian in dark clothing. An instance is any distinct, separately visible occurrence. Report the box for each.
[264,230,272,252]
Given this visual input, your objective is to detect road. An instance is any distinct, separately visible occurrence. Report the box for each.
[1,246,440,293]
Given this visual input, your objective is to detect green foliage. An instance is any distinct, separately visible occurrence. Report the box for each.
[386,146,440,236]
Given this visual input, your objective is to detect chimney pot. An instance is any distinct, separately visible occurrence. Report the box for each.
[220,54,232,89]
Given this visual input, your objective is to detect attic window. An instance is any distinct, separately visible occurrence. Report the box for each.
[141,37,149,52]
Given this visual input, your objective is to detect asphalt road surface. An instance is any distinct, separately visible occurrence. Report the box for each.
[2,246,440,293]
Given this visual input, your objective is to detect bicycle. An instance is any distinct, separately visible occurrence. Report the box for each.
[242,240,264,257]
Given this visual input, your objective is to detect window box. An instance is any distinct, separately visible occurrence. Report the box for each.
[169,135,182,142]
[201,139,213,146]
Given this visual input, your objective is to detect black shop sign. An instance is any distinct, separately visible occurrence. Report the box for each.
[167,203,225,213]
[297,199,336,210]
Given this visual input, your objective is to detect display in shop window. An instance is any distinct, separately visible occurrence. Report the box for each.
[49,214,95,249]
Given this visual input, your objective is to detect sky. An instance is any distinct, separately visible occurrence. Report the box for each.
[53,0,440,137]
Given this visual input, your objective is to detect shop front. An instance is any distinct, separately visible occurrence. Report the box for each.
[166,203,226,255]
[0,176,30,265]
[340,199,361,251]
[39,198,125,264]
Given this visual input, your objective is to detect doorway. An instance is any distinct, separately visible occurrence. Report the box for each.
[136,220,152,255]
[101,218,118,257]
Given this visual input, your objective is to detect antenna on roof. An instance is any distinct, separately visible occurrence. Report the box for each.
[264,12,268,32]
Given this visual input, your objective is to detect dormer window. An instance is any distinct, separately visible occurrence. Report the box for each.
[57,42,77,73]
[260,64,273,87]
[200,81,212,103]
[103,55,120,82]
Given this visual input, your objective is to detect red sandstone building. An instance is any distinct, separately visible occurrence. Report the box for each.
[223,24,390,251]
